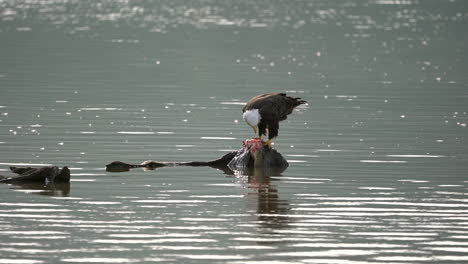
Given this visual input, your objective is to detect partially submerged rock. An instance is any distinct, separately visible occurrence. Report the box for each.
[106,138,288,175]
[227,138,289,171]
[0,166,70,184]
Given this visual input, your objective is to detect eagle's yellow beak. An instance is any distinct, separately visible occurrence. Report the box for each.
[252,126,257,134]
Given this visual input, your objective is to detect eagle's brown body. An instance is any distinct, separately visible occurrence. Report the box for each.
[242,93,306,141]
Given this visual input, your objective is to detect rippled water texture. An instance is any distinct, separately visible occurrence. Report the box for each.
[1,0,467,263]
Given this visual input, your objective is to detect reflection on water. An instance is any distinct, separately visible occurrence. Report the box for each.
[1,0,468,263]
[1,173,468,263]
[8,182,70,196]
[253,177,292,234]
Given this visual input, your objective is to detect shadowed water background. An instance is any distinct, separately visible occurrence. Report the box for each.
[1,0,468,263]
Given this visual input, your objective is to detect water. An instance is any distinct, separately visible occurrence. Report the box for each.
[1,0,468,263]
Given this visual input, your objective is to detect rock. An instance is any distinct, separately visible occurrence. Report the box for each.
[227,138,288,175]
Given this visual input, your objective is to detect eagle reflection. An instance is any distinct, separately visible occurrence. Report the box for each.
[252,174,291,231]
[230,165,292,238]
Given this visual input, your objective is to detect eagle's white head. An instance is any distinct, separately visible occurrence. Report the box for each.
[243,109,261,127]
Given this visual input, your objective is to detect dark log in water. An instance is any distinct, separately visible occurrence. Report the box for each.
[0,166,70,184]
[106,138,289,175]
[105,151,238,172]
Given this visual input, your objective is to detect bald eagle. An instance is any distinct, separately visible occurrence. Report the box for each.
[242,93,306,145]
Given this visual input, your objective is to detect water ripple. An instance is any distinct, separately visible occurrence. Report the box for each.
[93,238,218,244]
[61,258,133,263]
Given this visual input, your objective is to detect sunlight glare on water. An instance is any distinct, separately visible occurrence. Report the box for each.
[1,0,467,263]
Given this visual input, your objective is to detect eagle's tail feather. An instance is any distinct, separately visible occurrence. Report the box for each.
[290,96,307,106]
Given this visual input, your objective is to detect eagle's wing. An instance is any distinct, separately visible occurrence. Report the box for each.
[277,94,306,120]
[244,93,305,121]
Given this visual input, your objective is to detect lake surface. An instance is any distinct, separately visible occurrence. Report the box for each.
[1,0,468,263]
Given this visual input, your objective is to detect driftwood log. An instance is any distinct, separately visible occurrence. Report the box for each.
[106,138,289,175]
[0,166,70,184]
[106,151,238,172]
